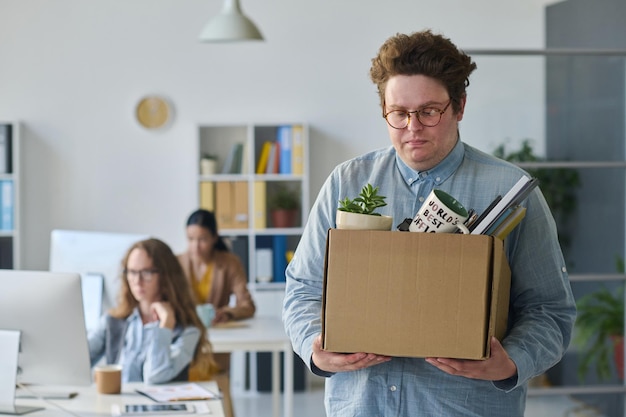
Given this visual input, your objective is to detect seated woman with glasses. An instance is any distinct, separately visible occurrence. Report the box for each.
[87,238,219,384]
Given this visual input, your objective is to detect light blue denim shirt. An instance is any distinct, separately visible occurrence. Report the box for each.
[88,309,200,384]
[283,141,576,416]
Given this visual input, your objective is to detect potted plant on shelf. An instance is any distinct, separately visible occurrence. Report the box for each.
[336,183,393,230]
[574,256,625,382]
[269,185,300,228]
[200,153,218,175]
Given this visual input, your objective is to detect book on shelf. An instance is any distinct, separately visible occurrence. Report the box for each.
[272,235,288,282]
[221,143,244,174]
[0,124,12,174]
[253,181,267,229]
[215,181,233,229]
[291,125,304,175]
[232,181,248,229]
[265,141,280,174]
[470,175,537,235]
[240,140,249,175]
[277,125,292,174]
[256,141,272,174]
[199,181,215,212]
[0,179,14,231]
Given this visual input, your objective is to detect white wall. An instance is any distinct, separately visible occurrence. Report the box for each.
[0,0,560,269]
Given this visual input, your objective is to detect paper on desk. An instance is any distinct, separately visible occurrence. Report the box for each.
[211,321,248,329]
[136,383,221,402]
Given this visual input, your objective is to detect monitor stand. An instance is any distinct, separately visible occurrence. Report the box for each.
[0,330,43,415]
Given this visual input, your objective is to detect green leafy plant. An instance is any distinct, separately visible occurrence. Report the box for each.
[338,183,387,216]
[493,139,581,250]
[269,185,299,211]
[574,256,625,381]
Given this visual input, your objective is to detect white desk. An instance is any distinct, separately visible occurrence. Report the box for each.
[209,316,293,417]
[13,381,224,417]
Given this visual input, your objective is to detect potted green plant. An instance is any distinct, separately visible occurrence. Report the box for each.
[269,185,300,228]
[336,183,393,230]
[574,256,625,381]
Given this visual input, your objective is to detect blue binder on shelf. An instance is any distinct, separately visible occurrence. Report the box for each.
[0,180,14,231]
[277,125,292,175]
[272,235,288,282]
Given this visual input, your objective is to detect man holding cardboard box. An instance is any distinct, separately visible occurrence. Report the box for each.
[282,30,576,416]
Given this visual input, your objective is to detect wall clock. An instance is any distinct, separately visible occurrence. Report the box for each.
[135,95,173,129]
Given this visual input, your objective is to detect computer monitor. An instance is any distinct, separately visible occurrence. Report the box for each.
[0,270,92,414]
[49,229,149,312]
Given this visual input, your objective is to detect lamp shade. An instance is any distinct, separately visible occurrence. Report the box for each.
[199,0,264,42]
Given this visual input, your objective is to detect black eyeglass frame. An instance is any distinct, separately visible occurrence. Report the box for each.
[123,268,159,282]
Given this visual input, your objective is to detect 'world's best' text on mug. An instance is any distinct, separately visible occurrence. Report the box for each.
[410,189,470,234]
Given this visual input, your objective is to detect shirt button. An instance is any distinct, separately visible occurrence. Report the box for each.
[390,385,397,392]
[419,197,424,203]
[436,177,441,182]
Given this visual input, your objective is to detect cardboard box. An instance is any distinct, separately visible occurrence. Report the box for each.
[321,229,511,360]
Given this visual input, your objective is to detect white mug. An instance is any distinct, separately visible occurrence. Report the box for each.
[410,189,470,234]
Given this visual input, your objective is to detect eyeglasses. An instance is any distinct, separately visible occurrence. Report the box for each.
[383,99,452,129]
[124,268,159,283]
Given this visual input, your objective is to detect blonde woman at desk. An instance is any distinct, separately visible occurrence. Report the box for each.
[88,238,219,384]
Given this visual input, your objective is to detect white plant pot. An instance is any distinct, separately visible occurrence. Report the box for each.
[335,210,394,231]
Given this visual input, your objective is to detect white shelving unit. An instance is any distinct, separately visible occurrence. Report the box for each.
[0,121,20,269]
[196,123,309,292]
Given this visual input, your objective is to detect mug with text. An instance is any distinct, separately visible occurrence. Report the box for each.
[410,189,470,234]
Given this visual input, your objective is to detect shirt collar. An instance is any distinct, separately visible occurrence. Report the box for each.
[396,140,464,186]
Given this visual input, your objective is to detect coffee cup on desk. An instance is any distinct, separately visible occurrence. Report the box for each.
[410,189,470,234]
[196,303,216,328]
[94,364,122,394]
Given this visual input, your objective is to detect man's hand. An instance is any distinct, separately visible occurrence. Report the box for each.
[311,335,391,373]
[425,337,517,381]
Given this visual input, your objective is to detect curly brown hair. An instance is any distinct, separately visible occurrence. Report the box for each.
[369,30,477,114]
[111,238,219,378]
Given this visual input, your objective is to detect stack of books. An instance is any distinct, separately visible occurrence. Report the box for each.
[468,175,539,239]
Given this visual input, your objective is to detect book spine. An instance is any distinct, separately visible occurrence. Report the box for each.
[272,235,288,282]
[291,125,304,175]
[215,181,234,229]
[277,125,292,174]
[1,180,14,230]
[221,143,241,174]
[265,142,277,174]
[256,141,272,174]
[493,206,527,240]
[0,124,9,174]
[253,181,267,229]
[232,181,248,228]
[240,141,249,175]
[199,181,215,212]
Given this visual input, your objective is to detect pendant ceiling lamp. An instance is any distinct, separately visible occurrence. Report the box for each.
[199,0,264,42]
